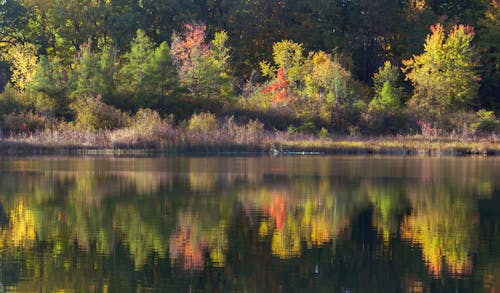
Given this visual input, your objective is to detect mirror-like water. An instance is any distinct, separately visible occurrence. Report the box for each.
[0,156,498,292]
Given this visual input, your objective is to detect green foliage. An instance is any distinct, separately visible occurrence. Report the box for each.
[118,29,155,98]
[188,112,218,133]
[0,85,29,116]
[369,81,401,112]
[170,25,232,105]
[30,55,69,116]
[270,40,305,85]
[304,51,353,104]
[403,24,480,120]
[118,30,179,110]
[132,108,163,135]
[71,96,129,130]
[471,109,499,134]
[70,42,117,102]
[477,1,500,110]
[70,42,100,98]
[372,61,405,102]
[0,1,496,136]
[318,127,328,139]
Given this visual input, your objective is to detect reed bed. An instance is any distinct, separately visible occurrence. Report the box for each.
[0,119,498,156]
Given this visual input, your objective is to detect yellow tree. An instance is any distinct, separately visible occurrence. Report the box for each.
[403,24,479,122]
[1,42,37,91]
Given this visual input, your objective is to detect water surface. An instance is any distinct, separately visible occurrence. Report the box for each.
[0,156,498,292]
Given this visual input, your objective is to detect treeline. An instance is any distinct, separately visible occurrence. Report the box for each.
[0,0,499,136]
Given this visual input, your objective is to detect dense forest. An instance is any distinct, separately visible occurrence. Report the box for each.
[0,0,499,140]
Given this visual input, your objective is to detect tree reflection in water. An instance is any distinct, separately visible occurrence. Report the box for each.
[0,156,497,292]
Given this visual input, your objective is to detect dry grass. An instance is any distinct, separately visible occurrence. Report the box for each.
[0,121,498,156]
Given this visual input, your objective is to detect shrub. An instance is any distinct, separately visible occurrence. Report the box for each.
[132,108,162,134]
[71,96,129,130]
[188,112,218,133]
[471,110,499,134]
[1,112,48,133]
[318,127,329,139]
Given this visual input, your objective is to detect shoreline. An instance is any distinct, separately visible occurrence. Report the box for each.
[1,137,498,156]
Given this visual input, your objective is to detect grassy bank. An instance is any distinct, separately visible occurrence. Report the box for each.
[0,126,498,156]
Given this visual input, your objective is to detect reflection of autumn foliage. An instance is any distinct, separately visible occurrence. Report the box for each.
[169,210,229,271]
[366,183,407,245]
[400,186,477,278]
[0,201,36,250]
[242,184,361,259]
[266,193,286,230]
[169,221,207,271]
[263,68,290,104]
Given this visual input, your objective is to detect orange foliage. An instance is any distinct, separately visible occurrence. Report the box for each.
[268,193,286,230]
[263,67,290,104]
[170,23,210,74]
[169,225,207,271]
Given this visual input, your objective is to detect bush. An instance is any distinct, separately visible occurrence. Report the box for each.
[361,109,409,135]
[132,108,162,134]
[188,112,218,133]
[318,127,329,139]
[471,110,499,134]
[0,85,31,116]
[1,112,48,133]
[71,96,129,130]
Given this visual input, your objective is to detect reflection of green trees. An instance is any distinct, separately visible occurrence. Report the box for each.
[366,181,408,244]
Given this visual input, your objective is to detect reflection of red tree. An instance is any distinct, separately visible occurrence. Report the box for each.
[169,225,207,271]
[268,193,286,230]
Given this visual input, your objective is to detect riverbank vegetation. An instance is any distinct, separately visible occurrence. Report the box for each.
[0,0,499,153]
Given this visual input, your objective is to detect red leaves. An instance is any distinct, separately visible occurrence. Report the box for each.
[170,23,210,74]
[263,67,290,104]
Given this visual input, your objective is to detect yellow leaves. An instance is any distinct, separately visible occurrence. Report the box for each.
[271,215,301,259]
[259,60,276,79]
[0,201,37,251]
[403,23,479,114]
[400,190,476,278]
[1,43,38,91]
[10,201,36,245]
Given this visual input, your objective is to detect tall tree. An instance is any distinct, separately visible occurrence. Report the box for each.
[170,24,232,105]
[403,24,480,122]
[477,0,500,111]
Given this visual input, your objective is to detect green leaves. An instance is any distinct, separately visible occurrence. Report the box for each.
[403,24,479,120]
[118,29,178,109]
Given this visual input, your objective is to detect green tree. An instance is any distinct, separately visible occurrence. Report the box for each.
[0,0,28,44]
[369,61,404,111]
[118,29,179,110]
[117,29,154,108]
[142,41,179,109]
[403,24,480,121]
[30,55,69,116]
[170,24,232,106]
[70,42,100,99]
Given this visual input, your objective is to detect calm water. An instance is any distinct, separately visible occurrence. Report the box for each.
[0,156,498,292]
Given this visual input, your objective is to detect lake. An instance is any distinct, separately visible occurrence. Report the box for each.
[0,156,498,292]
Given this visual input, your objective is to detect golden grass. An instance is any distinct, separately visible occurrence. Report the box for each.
[0,125,498,156]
